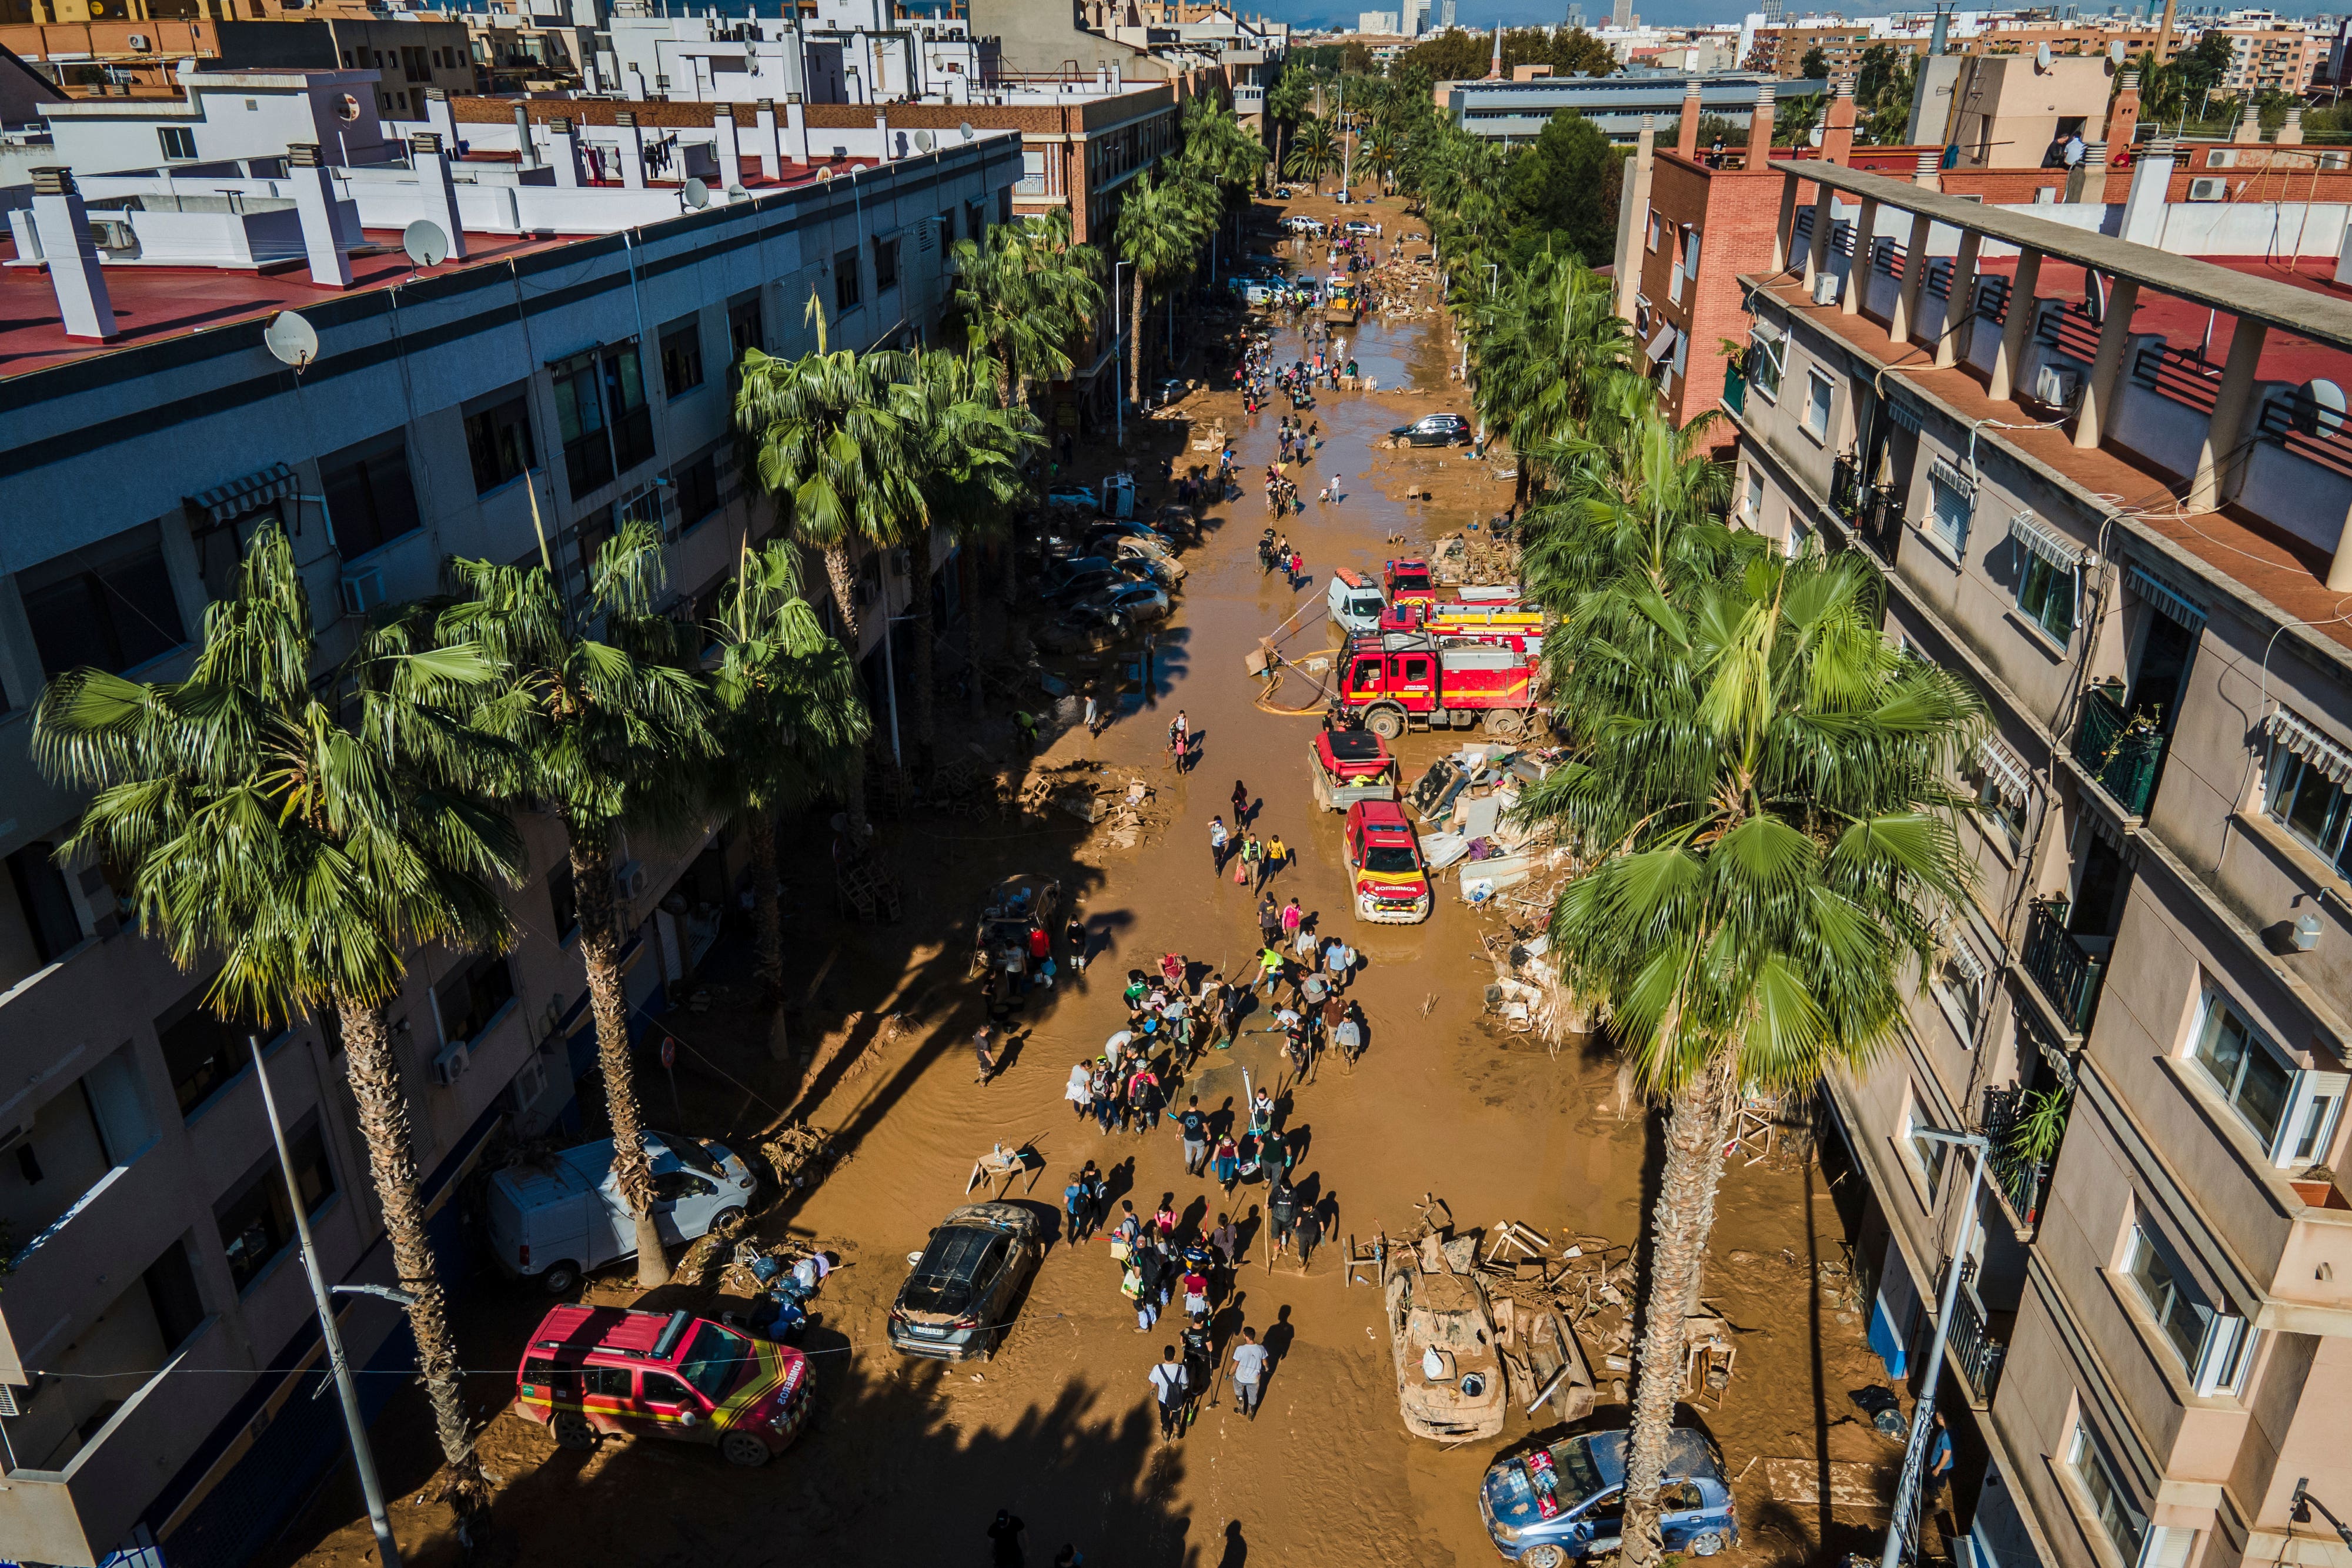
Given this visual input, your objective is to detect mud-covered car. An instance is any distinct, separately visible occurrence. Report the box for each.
[1384,1233,1505,1439]
[887,1202,1043,1360]
[1479,1428,1737,1565]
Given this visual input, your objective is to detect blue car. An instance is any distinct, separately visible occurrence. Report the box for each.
[1480,1429,1737,1566]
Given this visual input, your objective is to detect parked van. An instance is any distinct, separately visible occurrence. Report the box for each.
[485,1132,757,1295]
[1326,567,1386,641]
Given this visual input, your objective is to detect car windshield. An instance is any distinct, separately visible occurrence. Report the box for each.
[904,1226,997,1314]
[656,1134,721,1178]
[1364,844,1420,875]
[1392,569,1431,591]
[674,1322,756,1401]
[1545,1439,1609,1507]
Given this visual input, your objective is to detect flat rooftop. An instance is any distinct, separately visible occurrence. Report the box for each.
[0,157,869,383]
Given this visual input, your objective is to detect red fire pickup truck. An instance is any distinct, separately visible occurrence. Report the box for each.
[1332,631,1543,741]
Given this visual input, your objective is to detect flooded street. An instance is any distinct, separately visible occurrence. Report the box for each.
[281,196,1899,1568]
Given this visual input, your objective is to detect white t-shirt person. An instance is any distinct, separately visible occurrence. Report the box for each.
[1230,1342,1269,1385]
[1148,1359,1190,1405]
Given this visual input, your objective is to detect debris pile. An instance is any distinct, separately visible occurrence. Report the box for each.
[1024,764,1167,851]
[759,1121,838,1191]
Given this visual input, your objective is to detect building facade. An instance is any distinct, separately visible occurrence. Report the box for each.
[0,114,1018,1568]
[1722,155,2352,1568]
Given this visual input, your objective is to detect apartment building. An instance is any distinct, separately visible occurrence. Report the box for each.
[0,16,475,109]
[2215,22,2319,93]
[1720,152,2352,1568]
[0,79,1018,1567]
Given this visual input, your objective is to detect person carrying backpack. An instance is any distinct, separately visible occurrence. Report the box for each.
[1148,1346,1190,1440]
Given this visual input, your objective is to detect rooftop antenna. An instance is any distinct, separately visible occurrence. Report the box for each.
[682,175,712,208]
[263,309,320,373]
[960,119,975,140]
[402,218,449,270]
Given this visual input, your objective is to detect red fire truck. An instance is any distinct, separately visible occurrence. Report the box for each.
[1375,599,1545,655]
[1382,557,1438,610]
[1332,631,1544,740]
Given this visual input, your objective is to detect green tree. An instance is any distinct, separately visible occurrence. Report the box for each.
[1284,113,1340,190]
[948,212,1099,409]
[1521,548,1985,1566]
[440,521,716,1289]
[31,521,520,1527]
[1114,169,1211,407]
[1501,110,1621,268]
[1774,91,1827,146]
[708,540,871,1004]
[1469,249,1633,508]
[1799,44,1829,78]
[1266,64,1314,178]
[1853,44,1917,143]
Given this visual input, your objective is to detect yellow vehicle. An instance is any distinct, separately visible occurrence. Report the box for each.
[1325,277,1359,326]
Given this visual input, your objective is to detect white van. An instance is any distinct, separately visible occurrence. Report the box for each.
[1327,567,1386,639]
[483,1131,757,1295]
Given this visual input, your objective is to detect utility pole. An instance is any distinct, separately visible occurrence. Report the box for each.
[250,1037,403,1568]
[1877,1130,1989,1568]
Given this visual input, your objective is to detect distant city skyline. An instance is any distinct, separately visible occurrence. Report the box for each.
[1285,0,2340,30]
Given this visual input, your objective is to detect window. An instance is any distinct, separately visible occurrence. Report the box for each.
[1017,149,1048,195]
[1973,761,2028,850]
[190,511,266,602]
[672,452,720,535]
[1802,367,1834,440]
[1903,1097,1950,1201]
[1743,470,1764,524]
[2066,1422,2146,1566]
[402,44,429,82]
[2190,990,2346,1166]
[553,344,654,499]
[1932,934,1987,1040]
[436,951,515,1047]
[213,1116,336,1292]
[660,315,705,397]
[1785,519,1810,558]
[158,126,196,160]
[640,1372,696,1406]
[2017,550,2077,642]
[873,235,898,292]
[582,1365,633,1398]
[2123,1222,2209,1367]
[1646,211,1662,252]
[834,247,862,312]
[19,524,187,677]
[727,296,763,363]
[6,842,83,966]
[464,392,537,494]
[156,994,273,1118]
[967,200,985,249]
[1748,328,1785,403]
[548,858,579,944]
[1926,459,1975,554]
[321,436,422,560]
[2263,727,2352,877]
[143,1238,207,1352]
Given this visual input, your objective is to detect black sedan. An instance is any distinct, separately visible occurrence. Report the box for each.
[886,1203,1043,1360]
[1391,413,1474,447]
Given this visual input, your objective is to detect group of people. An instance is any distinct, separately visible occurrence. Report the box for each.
[1208,806,1291,891]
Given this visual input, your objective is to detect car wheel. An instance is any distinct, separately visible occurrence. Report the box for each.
[1688,1532,1727,1557]
[540,1261,581,1296]
[1519,1546,1569,1568]
[710,1206,746,1236]
[1366,707,1405,740]
[1483,708,1526,738]
[552,1412,597,1450]
[720,1430,774,1468]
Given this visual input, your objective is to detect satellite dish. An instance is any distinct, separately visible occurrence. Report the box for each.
[263,309,319,370]
[402,218,449,269]
[2036,42,2053,71]
[682,176,711,208]
[816,165,834,182]
[2293,379,2346,437]
[2110,39,2127,64]
[959,120,975,142]
[914,129,935,152]
[726,180,749,202]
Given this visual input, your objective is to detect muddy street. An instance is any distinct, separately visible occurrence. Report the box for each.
[278,195,1899,1568]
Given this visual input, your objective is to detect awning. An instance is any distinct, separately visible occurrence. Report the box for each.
[2264,706,2352,786]
[1946,935,1987,986]
[2009,508,2086,571]
[1645,323,1676,363]
[2124,562,2207,630]
[186,462,296,526]
[1976,734,2034,804]
[1929,456,1975,496]
[1886,397,1923,433]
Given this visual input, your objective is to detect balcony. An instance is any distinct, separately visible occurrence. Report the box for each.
[1722,359,1746,417]
[2072,682,2166,818]
[2020,897,2107,1034]
[1944,1258,2009,1403]
[1980,1081,2066,1229]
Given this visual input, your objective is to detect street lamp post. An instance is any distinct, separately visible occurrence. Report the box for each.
[1878,1129,1990,1568]
[250,1037,403,1568]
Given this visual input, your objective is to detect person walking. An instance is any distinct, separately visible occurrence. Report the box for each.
[1257,893,1282,950]
[988,1509,1028,1567]
[1211,1135,1241,1193]
[1231,780,1250,824]
[1248,1085,1275,1136]
[974,1027,996,1086]
[1229,1326,1269,1420]
[1267,1177,1299,1264]
[1211,1211,1240,1272]
[1066,912,1090,972]
[1279,898,1302,946]
[1334,1007,1363,1067]
[1181,1262,1211,1320]
[1148,1346,1190,1440]
[1322,934,1351,991]
[1181,1314,1215,1427]
[1063,1171,1088,1239]
[1135,1241,1168,1330]
[1264,833,1289,884]
[1218,975,1246,1049]
[1239,831,1263,890]
[1296,1199,1324,1269]
[1065,1061,1093,1120]
[1075,1161,1105,1242]
[1255,945,1286,997]
[1208,815,1230,874]
[1178,1095,1210,1176]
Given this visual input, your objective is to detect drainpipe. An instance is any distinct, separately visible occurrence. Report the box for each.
[29,167,117,339]
[287,142,353,287]
[410,132,470,260]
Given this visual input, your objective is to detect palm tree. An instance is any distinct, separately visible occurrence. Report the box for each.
[1362,122,1402,192]
[894,347,1041,767]
[1519,550,1986,1566]
[440,521,715,1289]
[948,209,1104,412]
[29,521,519,1528]
[709,541,871,1004]
[1469,251,1638,509]
[1284,113,1339,190]
[1265,68,1312,181]
[1114,170,1211,409]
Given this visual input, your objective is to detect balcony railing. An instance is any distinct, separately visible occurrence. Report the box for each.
[1723,359,1747,417]
[2021,897,2107,1034]
[2071,683,2165,817]
[1980,1084,2057,1228]
[1946,1261,2009,1403]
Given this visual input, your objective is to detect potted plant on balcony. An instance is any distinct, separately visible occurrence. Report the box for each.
[2291,1166,2348,1210]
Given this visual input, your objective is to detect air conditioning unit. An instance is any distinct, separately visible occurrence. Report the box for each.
[431,1039,470,1086]
[126,32,150,49]
[2033,364,2081,406]
[615,859,650,901]
[1811,270,1840,306]
[507,1057,548,1112]
[2187,177,2229,202]
[339,562,387,616]
[0,1380,32,1418]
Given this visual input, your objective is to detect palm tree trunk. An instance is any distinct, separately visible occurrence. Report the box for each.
[1620,1055,1743,1566]
[821,545,871,838]
[1128,268,1147,414]
[333,994,487,1525]
[907,529,937,771]
[964,546,987,721]
[565,818,671,1289]
[744,808,784,999]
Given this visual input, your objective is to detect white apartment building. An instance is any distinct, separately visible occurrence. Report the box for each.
[0,73,1018,1568]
